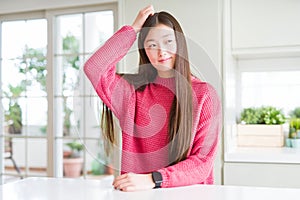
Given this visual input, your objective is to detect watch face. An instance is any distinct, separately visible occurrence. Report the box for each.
[152,171,163,188]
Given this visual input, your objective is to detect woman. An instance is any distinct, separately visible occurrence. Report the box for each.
[84,5,221,192]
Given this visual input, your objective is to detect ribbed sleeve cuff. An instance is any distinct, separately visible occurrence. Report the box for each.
[157,169,170,188]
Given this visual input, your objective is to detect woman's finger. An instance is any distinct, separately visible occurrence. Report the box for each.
[112,173,128,185]
[132,5,154,33]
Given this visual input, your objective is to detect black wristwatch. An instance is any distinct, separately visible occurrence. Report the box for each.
[151,171,163,189]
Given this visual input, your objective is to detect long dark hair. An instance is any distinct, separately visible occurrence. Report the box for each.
[102,11,193,165]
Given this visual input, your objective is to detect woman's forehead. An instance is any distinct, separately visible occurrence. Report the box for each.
[145,24,175,40]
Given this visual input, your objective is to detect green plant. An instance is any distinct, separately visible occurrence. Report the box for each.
[240,106,286,125]
[65,140,84,158]
[240,107,262,124]
[290,107,300,118]
[4,84,26,134]
[261,106,286,125]
[289,118,300,138]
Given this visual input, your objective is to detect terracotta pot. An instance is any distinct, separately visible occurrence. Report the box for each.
[63,157,83,177]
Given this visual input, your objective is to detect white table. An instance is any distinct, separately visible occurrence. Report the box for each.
[1,177,300,200]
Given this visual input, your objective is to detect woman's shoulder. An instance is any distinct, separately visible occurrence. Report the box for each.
[190,75,219,99]
[191,76,213,90]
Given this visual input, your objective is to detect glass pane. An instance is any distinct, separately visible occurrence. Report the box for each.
[241,71,300,115]
[25,97,48,136]
[55,96,82,137]
[3,97,26,135]
[85,97,102,138]
[4,137,25,176]
[54,56,83,96]
[27,138,47,176]
[85,139,113,179]
[2,19,47,97]
[62,138,84,178]
[2,21,27,60]
[56,14,83,54]
[84,11,114,53]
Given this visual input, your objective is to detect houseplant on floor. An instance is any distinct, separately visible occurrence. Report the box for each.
[237,106,286,147]
[63,140,84,177]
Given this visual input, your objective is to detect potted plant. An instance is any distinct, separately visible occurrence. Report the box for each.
[286,108,300,148]
[237,106,286,147]
[4,84,26,134]
[63,140,84,177]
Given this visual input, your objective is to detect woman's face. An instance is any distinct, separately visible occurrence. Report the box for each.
[144,24,177,78]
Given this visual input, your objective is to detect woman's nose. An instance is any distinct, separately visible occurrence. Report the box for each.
[158,47,167,57]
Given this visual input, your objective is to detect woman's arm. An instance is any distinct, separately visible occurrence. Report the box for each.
[84,25,136,117]
[158,84,222,187]
[84,5,154,118]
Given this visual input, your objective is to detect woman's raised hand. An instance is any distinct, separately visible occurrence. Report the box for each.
[131,5,154,33]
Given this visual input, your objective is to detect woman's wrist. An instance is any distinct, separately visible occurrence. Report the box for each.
[147,173,155,188]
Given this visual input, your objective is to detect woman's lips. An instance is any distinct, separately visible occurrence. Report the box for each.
[158,57,171,63]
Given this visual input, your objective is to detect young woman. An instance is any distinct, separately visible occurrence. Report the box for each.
[84,5,222,192]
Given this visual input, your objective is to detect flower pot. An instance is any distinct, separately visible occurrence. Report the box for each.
[63,157,83,178]
[285,138,292,147]
[290,139,300,149]
[237,124,284,147]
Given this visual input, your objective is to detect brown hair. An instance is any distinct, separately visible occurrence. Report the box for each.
[102,11,193,165]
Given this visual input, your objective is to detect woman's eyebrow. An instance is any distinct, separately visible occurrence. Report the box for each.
[145,34,174,43]
[145,38,155,43]
[162,34,173,38]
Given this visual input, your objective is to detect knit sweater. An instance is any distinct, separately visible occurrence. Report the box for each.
[84,25,222,188]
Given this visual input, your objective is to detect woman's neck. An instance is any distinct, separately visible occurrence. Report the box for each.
[157,70,175,78]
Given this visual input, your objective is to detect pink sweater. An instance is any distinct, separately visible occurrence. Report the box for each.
[84,25,222,188]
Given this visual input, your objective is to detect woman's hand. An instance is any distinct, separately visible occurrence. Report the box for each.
[112,172,155,192]
[131,5,155,33]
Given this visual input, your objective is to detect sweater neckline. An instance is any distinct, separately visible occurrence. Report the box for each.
[154,75,175,86]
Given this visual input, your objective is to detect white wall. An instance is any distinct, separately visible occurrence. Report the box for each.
[0,0,116,14]
[232,0,300,49]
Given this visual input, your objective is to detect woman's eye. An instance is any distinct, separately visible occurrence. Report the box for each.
[167,39,173,44]
[148,44,157,48]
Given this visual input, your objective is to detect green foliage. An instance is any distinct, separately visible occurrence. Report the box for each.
[4,84,26,134]
[261,106,286,125]
[240,106,286,125]
[4,46,46,134]
[66,140,84,158]
[290,107,300,118]
[19,46,47,91]
[289,118,300,138]
[240,108,262,124]
[5,103,22,133]
[63,34,80,70]
[91,155,106,175]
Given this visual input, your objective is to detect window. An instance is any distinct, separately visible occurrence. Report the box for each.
[240,70,300,115]
[1,18,48,182]
[1,4,117,184]
[52,8,115,178]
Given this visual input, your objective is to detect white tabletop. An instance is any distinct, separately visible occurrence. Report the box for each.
[1,177,300,200]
